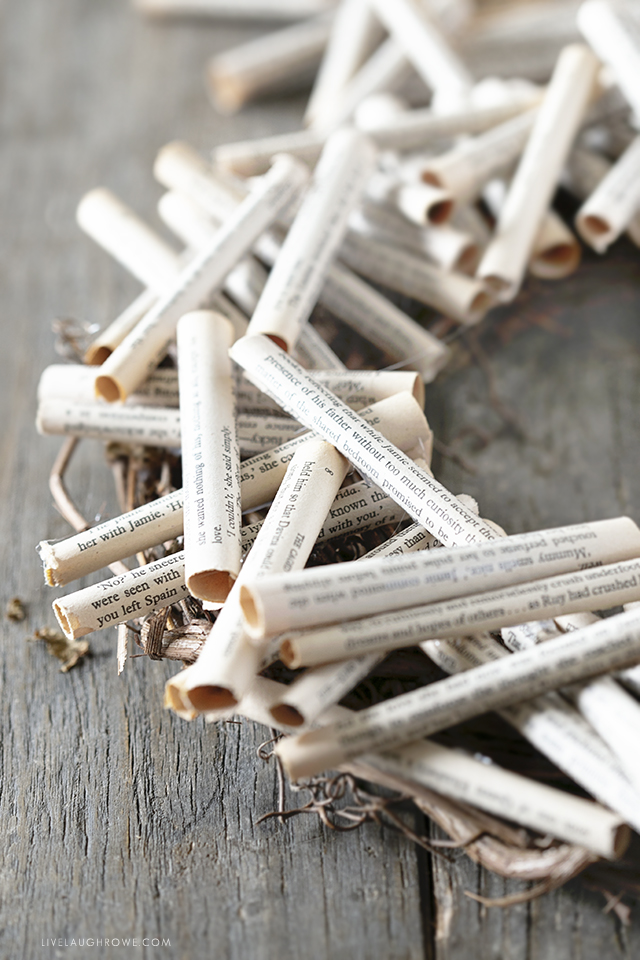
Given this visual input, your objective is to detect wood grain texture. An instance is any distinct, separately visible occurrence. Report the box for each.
[0,0,638,958]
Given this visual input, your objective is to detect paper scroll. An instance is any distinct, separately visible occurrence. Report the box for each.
[340,232,492,324]
[164,438,349,713]
[578,0,640,123]
[477,44,600,299]
[240,517,640,639]
[206,13,333,114]
[275,606,640,780]
[177,311,241,602]
[246,127,376,351]
[53,552,190,641]
[94,155,309,403]
[231,335,494,544]
[280,555,640,667]
[575,135,640,253]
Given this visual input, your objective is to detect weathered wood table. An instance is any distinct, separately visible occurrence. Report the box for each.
[1,1,640,957]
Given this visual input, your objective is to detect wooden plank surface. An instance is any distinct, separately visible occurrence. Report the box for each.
[0,1,639,958]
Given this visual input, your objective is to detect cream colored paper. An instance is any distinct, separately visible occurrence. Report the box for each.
[268,514,440,728]
[319,261,451,382]
[275,606,640,780]
[565,147,640,247]
[575,135,640,252]
[164,438,349,714]
[366,171,453,228]
[238,675,629,859]
[206,13,333,114]
[477,45,600,299]
[177,311,241,602]
[36,398,307,457]
[419,108,538,203]
[304,0,383,130]
[238,390,432,511]
[422,633,640,836]
[95,155,309,403]
[368,0,473,103]
[153,143,449,378]
[84,289,159,366]
[38,365,179,407]
[340,231,493,324]
[240,517,640,639]
[356,95,542,152]
[53,552,190,641]
[351,203,479,274]
[77,188,180,290]
[578,0,640,124]
[231,336,493,544]
[247,128,377,351]
[281,555,640,667]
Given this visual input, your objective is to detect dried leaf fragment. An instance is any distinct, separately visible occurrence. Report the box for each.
[30,627,89,672]
[5,597,26,621]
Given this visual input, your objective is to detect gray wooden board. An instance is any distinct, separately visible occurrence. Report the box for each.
[0,0,639,957]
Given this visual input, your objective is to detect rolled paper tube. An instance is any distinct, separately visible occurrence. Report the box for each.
[94,154,309,403]
[316,39,414,134]
[177,311,242,602]
[575,135,640,253]
[280,556,640,668]
[240,675,630,860]
[419,108,538,203]
[564,147,640,248]
[422,633,640,837]
[304,0,383,130]
[154,144,449,379]
[366,172,453,227]
[213,130,327,177]
[84,288,159,366]
[205,13,333,115]
[529,208,581,279]
[239,516,640,639]
[275,606,640,780]
[351,204,479,274]
[36,398,307,457]
[368,0,473,101]
[355,94,543,152]
[268,517,445,728]
[477,44,600,299]
[340,231,493,324]
[38,365,180,407]
[238,390,433,512]
[156,185,346,371]
[247,128,377,351]
[483,177,581,281]
[38,460,416,591]
[53,551,190,641]
[319,262,450,381]
[77,188,181,290]
[38,396,430,589]
[135,0,338,18]
[578,0,640,124]
[230,335,493,543]
[164,438,350,713]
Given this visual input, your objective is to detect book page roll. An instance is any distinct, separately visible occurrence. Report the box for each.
[275,606,640,780]
[230,335,495,544]
[578,0,640,124]
[238,389,433,511]
[95,154,309,403]
[304,0,383,130]
[247,128,376,351]
[340,231,493,324]
[565,147,640,247]
[240,517,640,639]
[164,438,350,714]
[280,556,640,667]
[575,135,640,253]
[177,311,241,602]
[206,13,333,115]
[477,44,600,300]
